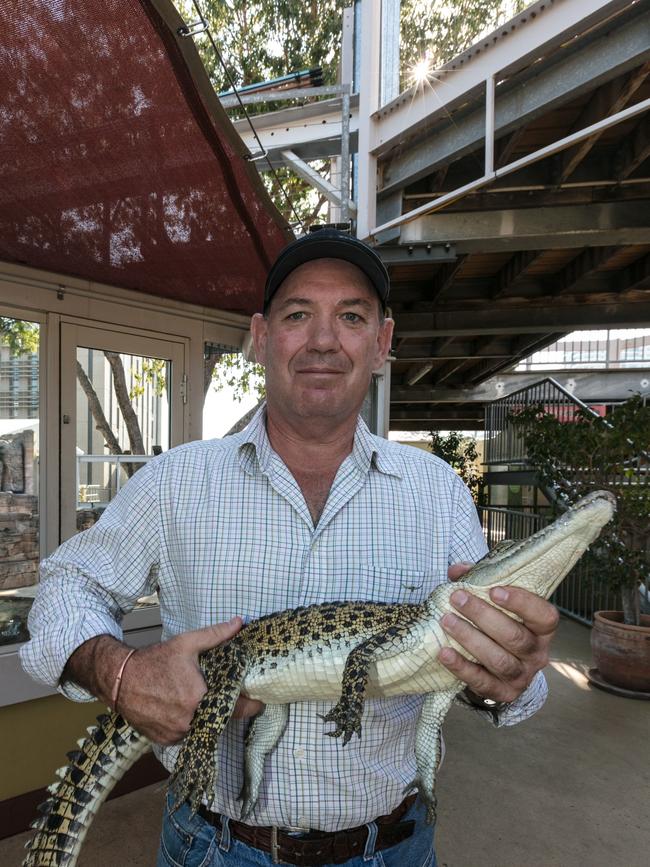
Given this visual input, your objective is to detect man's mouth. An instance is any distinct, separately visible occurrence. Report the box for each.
[296,368,345,375]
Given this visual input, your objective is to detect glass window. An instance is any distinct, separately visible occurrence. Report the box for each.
[0,317,40,646]
[73,347,170,533]
[202,343,262,439]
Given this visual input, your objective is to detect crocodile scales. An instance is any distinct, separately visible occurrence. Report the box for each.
[23,490,615,866]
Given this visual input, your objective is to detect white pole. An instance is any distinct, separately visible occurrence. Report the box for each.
[356,0,381,239]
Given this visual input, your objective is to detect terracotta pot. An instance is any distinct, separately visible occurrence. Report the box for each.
[591,610,650,692]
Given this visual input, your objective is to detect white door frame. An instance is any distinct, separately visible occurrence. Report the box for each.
[59,321,187,542]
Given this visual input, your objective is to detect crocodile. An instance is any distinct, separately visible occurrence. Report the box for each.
[23,490,615,866]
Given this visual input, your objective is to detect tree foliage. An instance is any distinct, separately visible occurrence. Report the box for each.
[209,352,265,403]
[510,397,650,625]
[0,318,39,355]
[175,0,530,224]
[400,1,530,85]
[429,430,485,506]
[175,0,347,227]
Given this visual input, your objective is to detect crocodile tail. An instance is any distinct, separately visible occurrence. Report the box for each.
[22,711,151,867]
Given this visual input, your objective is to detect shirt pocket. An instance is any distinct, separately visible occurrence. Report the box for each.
[355,565,433,605]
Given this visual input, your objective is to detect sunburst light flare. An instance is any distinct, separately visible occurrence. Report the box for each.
[409,56,433,89]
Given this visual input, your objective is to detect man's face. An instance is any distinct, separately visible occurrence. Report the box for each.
[251,258,394,426]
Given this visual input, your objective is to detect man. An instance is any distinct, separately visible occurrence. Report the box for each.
[22,229,558,867]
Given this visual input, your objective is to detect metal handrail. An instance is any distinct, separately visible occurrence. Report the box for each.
[484,376,608,467]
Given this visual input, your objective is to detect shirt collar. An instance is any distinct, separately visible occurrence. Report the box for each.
[237,403,402,479]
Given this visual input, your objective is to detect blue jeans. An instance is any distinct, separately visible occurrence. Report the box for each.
[157,794,436,867]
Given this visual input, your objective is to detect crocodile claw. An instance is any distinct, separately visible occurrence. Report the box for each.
[318,704,362,745]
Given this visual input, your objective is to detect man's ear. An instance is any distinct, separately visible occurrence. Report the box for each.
[250,313,268,365]
[373,317,394,372]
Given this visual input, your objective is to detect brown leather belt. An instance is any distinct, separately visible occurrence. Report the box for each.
[197,794,417,866]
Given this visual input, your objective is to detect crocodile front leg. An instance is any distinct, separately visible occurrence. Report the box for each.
[404,686,459,824]
[170,641,248,814]
[239,703,289,820]
[321,626,409,745]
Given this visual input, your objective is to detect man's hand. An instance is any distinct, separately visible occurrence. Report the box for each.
[65,619,264,746]
[439,564,559,704]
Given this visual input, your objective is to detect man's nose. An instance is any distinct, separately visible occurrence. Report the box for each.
[306,317,341,352]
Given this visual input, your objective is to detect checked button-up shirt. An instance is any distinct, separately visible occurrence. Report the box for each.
[22,406,547,831]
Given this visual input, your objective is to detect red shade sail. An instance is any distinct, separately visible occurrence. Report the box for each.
[0,0,292,315]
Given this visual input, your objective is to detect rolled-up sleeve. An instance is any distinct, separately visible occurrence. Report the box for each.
[20,460,161,699]
[495,671,548,726]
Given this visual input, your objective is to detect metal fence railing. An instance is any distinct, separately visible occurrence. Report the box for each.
[481,375,649,623]
[478,505,632,625]
[515,329,650,371]
[483,376,605,467]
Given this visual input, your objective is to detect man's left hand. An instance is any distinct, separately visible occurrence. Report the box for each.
[439,565,559,704]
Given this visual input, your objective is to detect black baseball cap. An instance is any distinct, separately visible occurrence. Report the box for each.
[264,229,390,311]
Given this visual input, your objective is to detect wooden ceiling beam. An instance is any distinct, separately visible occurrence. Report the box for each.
[619,252,650,295]
[404,362,434,386]
[491,250,542,300]
[462,332,566,385]
[550,246,620,296]
[430,255,468,303]
[432,359,468,386]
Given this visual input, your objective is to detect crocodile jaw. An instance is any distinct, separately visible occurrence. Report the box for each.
[457,490,616,600]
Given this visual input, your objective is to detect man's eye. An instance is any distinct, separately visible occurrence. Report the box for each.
[287,311,305,320]
[342,312,362,322]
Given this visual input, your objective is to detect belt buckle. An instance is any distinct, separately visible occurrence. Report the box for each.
[270,825,280,864]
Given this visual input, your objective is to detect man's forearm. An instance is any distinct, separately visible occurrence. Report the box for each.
[62,634,133,707]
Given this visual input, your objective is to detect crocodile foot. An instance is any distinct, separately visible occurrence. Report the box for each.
[238,779,256,822]
[402,777,436,825]
[318,697,363,746]
[171,750,217,815]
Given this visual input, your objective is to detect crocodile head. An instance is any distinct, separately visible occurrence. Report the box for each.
[462,490,616,600]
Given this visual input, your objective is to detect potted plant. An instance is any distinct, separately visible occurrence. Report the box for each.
[510,394,650,695]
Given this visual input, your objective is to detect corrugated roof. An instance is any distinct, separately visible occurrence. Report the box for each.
[0,0,292,315]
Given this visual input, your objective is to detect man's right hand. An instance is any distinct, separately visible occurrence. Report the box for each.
[64,618,264,745]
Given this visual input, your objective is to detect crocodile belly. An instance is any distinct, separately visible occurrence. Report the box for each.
[368,627,460,697]
[242,639,355,704]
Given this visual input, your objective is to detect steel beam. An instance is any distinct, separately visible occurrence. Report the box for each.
[393,340,515,361]
[615,109,650,180]
[280,150,357,214]
[390,407,484,420]
[378,4,650,195]
[393,300,650,337]
[554,61,650,184]
[378,244,457,264]
[401,201,650,252]
[374,96,650,236]
[231,96,359,166]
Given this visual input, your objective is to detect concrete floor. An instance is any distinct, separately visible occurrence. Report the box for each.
[3,617,649,866]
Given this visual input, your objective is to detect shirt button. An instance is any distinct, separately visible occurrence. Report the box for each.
[293,747,306,759]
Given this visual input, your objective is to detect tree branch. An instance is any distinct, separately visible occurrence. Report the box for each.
[104,352,146,456]
[76,360,122,456]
